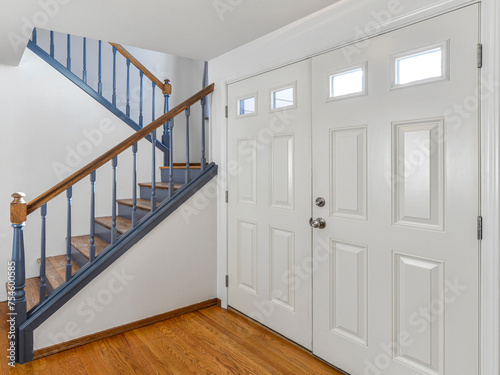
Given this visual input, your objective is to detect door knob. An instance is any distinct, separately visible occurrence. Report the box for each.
[315,197,326,207]
[309,218,326,229]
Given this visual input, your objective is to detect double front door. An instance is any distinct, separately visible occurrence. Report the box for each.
[227,5,480,374]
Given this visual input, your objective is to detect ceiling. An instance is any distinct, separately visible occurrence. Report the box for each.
[0,0,340,66]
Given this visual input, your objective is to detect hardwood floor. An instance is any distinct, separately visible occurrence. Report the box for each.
[1,303,343,374]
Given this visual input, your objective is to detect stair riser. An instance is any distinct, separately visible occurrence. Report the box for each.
[36,261,56,294]
[118,203,150,222]
[95,222,113,244]
[161,168,202,183]
[71,246,90,268]
[139,186,172,202]
[45,279,55,294]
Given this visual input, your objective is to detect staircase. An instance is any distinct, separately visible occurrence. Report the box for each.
[8,28,216,364]
[24,165,203,308]
[27,28,178,156]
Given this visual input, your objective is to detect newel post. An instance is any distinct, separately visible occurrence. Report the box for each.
[10,192,28,363]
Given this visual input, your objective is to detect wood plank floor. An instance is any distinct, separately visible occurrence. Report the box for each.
[0,303,343,374]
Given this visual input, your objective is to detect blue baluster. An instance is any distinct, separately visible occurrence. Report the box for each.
[111,157,118,244]
[112,46,117,106]
[152,81,156,120]
[82,37,87,83]
[139,71,144,127]
[151,83,156,210]
[89,171,96,262]
[168,119,174,198]
[201,61,208,171]
[185,107,191,183]
[32,28,37,44]
[164,92,170,114]
[50,31,54,58]
[201,95,207,171]
[65,187,72,281]
[98,41,102,95]
[132,143,138,227]
[39,203,47,302]
[66,34,71,71]
[163,93,170,166]
[151,129,157,211]
[126,59,131,117]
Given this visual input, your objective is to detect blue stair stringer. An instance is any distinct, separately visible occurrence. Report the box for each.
[17,163,217,364]
[26,40,168,154]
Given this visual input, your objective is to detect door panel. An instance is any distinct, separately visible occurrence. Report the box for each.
[312,5,479,375]
[227,60,313,349]
[226,5,479,374]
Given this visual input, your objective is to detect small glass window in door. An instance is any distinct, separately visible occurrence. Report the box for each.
[329,64,366,100]
[392,41,449,88]
[238,96,256,116]
[272,87,295,109]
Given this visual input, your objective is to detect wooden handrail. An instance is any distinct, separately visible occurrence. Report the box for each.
[109,43,172,95]
[26,83,214,215]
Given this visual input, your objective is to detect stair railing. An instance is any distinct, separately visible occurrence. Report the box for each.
[30,28,172,161]
[9,83,214,363]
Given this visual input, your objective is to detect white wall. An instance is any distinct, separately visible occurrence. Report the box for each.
[34,179,217,350]
[208,0,477,307]
[0,43,204,301]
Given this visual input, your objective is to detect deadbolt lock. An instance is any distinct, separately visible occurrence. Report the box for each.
[315,197,326,207]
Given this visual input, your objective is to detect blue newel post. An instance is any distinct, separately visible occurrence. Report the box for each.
[10,192,28,363]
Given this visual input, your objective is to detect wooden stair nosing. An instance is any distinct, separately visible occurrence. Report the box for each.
[160,163,206,170]
[71,235,109,260]
[116,198,158,212]
[137,182,182,190]
[94,216,132,234]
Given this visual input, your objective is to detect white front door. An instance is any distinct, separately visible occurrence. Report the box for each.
[227,60,313,349]
[311,5,480,375]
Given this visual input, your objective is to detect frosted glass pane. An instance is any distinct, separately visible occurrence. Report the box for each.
[273,87,294,109]
[239,97,255,115]
[397,48,442,85]
[331,68,364,98]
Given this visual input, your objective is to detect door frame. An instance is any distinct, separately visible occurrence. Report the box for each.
[213,1,499,373]
[479,1,500,373]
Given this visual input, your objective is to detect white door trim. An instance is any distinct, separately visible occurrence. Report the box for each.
[480,1,500,374]
[213,2,500,373]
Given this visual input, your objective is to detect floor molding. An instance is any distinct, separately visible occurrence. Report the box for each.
[33,298,219,360]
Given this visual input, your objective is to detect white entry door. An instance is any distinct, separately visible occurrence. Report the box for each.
[227,60,313,348]
[311,5,480,375]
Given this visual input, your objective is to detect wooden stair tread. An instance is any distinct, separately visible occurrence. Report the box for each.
[116,198,158,211]
[160,163,206,170]
[5,277,44,311]
[71,235,109,260]
[95,216,132,234]
[25,278,44,311]
[37,255,80,291]
[138,182,182,190]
